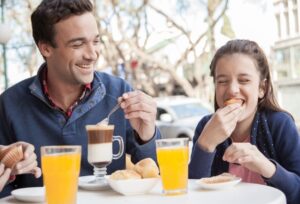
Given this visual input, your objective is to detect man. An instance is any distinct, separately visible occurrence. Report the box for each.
[0,0,160,196]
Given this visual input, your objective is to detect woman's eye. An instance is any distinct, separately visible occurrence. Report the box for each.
[217,80,228,84]
[239,79,250,83]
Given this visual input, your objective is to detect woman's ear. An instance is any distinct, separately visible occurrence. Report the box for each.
[259,79,267,99]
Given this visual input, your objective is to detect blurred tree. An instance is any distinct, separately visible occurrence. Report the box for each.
[1,0,233,102]
[3,0,38,75]
[91,0,232,99]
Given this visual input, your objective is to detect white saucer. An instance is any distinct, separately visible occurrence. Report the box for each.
[78,175,111,191]
[195,177,242,190]
[11,187,45,203]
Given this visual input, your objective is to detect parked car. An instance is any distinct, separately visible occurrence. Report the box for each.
[155,96,213,140]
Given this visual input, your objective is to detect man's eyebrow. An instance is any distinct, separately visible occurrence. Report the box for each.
[216,74,227,79]
[66,37,85,45]
[66,35,101,45]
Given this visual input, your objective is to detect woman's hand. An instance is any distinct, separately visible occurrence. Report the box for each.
[197,103,243,152]
[223,142,276,178]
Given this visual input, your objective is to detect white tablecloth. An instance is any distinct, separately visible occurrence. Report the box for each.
[1,180,286,204]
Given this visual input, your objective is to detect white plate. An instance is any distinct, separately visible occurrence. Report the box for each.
[78,175,111,191]
[11,187,45,203]
[195,177,241,190]
[105,175,159,196]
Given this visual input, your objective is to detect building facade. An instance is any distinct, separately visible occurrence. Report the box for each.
[273,0,300,124]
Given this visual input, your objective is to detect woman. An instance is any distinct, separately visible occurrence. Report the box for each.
[189,39,300,204]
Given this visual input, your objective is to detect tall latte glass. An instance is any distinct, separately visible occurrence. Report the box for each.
[86,124,124,184]
[156,138,189,195]
[41,146,81,204]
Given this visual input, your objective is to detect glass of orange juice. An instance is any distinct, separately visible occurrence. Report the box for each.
[41,146,81,204]
[156,138,189,195]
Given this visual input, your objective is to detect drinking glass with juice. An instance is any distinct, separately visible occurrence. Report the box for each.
[156,138,189,195]
[41,146,81,204]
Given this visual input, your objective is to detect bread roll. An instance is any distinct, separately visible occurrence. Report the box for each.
[110,169,142,180]
[134,158,159,178]
[126,154,135,170]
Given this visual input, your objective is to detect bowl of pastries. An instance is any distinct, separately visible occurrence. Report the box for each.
[105,158,160,196]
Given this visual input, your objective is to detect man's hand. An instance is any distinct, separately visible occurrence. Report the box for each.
[119,91,157,142]
[0,163,11,191]
[11,142,41,178]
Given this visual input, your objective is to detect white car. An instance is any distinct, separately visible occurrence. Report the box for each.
[155,96,212,140]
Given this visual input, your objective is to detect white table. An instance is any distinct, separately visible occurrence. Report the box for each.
[1,180,286,204]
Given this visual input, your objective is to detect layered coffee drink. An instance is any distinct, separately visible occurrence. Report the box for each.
[86,124,114,168]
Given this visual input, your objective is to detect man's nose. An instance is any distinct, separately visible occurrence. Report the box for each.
[84,44,99,60]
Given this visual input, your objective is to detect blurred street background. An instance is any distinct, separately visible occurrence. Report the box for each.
[1,0,300,129]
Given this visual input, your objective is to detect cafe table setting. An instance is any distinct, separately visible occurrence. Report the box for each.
[0,178,286,204]
[0,137,287,204]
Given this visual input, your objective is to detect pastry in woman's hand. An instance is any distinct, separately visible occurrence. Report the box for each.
[224,98,243,106]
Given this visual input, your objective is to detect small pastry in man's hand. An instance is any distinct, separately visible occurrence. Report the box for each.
[0,145,24,169]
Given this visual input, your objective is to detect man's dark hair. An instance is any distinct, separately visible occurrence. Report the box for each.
[31,0,93,47]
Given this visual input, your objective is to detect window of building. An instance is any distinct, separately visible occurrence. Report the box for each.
[285,12,290,36]
[292,0,297,6]
[293,45,300,77]
[275,48,290,79]
[278,84,300,123]
[276,14,281,38]
[293,9,299,33]
[284,0,288,8]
